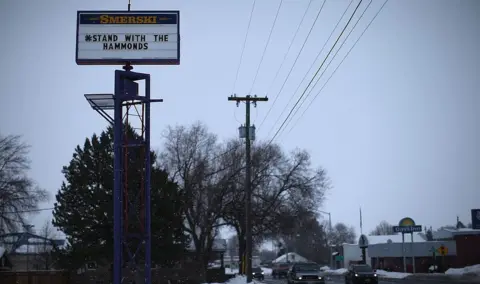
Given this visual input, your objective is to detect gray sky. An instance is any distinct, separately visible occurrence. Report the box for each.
[0,0,479,237]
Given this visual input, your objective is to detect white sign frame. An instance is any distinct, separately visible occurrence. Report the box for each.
[76,10,180,65]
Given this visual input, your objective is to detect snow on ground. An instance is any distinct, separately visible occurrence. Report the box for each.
[319,266,330,271]
[206,275,264,284]
[324,268,348,275]
[375,269,410,279]
[324,268,410,279]
[225,267,272,276]
[446,264,480,276]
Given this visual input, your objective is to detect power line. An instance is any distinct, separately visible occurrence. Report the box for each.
[257,0,312,130]
[257,0,314,130]
[279,0,373,139]
[284,0,389,137]
[248,0,284,95]
[268,0,365,145]
[259,0,326,131]
[2,207,54,214]
[231,0,257,95]
[267,0,355,138]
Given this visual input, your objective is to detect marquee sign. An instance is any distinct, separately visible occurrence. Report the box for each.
[76,11,180,65]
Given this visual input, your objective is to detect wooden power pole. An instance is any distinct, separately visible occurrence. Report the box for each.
[228,94,268,283]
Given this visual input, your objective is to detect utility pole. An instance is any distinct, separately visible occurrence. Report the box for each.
[319,210,333,268]
[228,94,268,283]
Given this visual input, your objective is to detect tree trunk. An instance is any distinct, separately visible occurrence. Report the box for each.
[237,233,246,274]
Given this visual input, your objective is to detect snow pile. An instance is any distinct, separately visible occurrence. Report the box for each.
[261,267,272,275]
[222,275,264,284]
[225,268,239,275]
[375,269,410,279]
[446,264,480,276]
[324,268,348,275]
[319,266,330,271]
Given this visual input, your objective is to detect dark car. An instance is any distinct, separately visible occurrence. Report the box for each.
[272,262,291,278]
[344,264,378,284]
[252,266,265,280]
[287,262,325,284]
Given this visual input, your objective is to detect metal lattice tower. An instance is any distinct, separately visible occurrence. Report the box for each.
[85,70,162,284]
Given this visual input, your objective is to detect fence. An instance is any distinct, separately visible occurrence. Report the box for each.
[0,270,70,284]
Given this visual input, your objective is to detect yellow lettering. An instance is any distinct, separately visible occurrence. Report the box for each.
[99,15,109,24]
[98,15,158,24]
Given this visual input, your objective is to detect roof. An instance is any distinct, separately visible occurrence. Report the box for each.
[273,252,308,263]
[436,228,480,237]
[364,233,426,244]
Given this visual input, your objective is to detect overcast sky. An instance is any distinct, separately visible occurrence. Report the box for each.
[0,0,479,239]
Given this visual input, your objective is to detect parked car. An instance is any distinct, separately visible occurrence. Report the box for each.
[252,266,264,280]
[344,264,378,284]
[287,262,325,284]
[272,262,291,278]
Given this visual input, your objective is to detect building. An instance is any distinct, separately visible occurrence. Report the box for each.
[0,232,65,271]
[432,228,480,267]
[338,233,429,270]
[336,228,480,273]
[218,255,261,268]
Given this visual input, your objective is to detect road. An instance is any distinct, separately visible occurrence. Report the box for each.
[262,275,392,284]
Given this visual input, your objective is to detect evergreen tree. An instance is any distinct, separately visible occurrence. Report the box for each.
[52,127,188,268]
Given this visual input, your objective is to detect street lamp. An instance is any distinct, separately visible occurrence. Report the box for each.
[318,211,333,268]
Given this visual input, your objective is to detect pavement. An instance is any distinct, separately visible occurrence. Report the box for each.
[262,275,392,284]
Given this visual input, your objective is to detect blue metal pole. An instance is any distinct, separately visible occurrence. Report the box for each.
[113,73,124,284]
[144,74,152,284]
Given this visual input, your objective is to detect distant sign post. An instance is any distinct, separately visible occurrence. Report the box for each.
[393,217,421,274]
[76,11,180,66]
[437,245,448,256]
[437,244,448,269]
[358,234,368,264]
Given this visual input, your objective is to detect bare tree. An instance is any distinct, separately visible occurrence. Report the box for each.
[220,140,330,268]
[369,221,395,236]
[328,222,357,245]
[159,122,231,268]
[0,134,48,234]
[34,220,58,270]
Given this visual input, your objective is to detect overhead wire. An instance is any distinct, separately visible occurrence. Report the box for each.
[267,0,365,145]
[258,0,327,130]
[231,0,257,95]
[266,0,354,138]
[283,0,389,137]
[2,207,55,214]
[257,0,314,130]
[248,0,284,96]
[281,0,374,138]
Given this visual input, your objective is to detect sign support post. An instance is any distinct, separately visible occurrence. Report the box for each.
[411,232,415,273]
[358,234,368,265]
[79,7,179,284]
[393,217,422,273]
